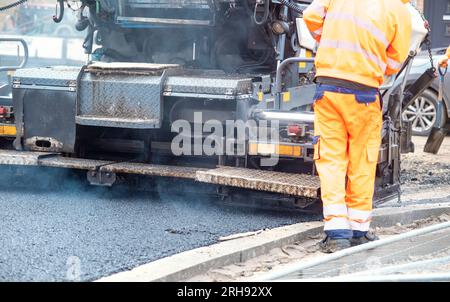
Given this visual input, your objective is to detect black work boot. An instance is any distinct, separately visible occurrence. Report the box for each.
[350,231,379,247]
[319,236,351,253]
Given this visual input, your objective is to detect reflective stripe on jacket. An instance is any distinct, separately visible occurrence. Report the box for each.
[303,0,412,88]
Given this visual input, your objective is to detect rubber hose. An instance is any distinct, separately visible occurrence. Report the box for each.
[53,0,64,23]
[278,0,305,14]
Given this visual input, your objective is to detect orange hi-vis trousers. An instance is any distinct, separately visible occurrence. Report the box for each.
[313,86,382,239]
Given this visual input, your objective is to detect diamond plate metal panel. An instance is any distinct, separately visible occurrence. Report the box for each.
[165,74,254,96]
[13,67,81,87]
[78,72,164,128]
[0,150,49,166]
[128,0,211,9]
[0,150,205,179]
[38,156,204,179]
[196,167,320,198]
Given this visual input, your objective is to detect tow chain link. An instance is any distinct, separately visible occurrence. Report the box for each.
[425,38,435,71]
[412,3,435,71]
[0,0,27,12]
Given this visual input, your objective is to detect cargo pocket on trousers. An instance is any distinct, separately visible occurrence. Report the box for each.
[313,136,321,160]
[366,144,379,163]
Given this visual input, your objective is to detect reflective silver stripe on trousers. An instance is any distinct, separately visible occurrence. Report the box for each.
[319,39,387,72]
[350,220,371,232]
[324,217,351,231]
[323,203,348,218]
[326,12,390,48]
[348,208,372,222]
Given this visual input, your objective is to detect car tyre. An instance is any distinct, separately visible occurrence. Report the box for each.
[402,89,447,136]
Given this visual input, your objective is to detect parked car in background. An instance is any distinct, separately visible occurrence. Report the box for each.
[402,47,450,136]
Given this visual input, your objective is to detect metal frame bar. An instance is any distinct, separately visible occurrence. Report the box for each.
[274,57,315,109]
[0,37,28,72]
[116,16,212,26]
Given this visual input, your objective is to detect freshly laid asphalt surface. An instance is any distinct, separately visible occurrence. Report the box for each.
[0,167,319,281]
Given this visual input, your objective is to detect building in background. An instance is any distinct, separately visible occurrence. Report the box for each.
[422,0,450,48]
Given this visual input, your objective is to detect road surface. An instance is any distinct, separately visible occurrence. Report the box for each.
[0,167,318,281]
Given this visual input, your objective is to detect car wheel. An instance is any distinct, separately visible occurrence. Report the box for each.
[402,89,447,136]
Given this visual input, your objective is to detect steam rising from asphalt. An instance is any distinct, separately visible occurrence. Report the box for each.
[0,165,313,281]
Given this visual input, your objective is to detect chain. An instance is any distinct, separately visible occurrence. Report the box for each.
[0,0,27,11]
[425,38,435,69]
[411,3,435,71]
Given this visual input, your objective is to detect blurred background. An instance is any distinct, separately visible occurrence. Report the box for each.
[0,0,86,70]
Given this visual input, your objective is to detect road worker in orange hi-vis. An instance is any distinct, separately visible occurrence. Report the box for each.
[303,0,412,253]
[439,46,450,68]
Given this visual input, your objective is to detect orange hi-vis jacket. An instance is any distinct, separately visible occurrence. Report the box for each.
[446,46,450,60]
[303,0,412,88]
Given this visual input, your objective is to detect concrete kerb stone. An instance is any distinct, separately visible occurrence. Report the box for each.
[372,204,450,228]
[97,203,450,282]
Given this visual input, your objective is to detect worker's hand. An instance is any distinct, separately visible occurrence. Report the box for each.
[439,56,449,68]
